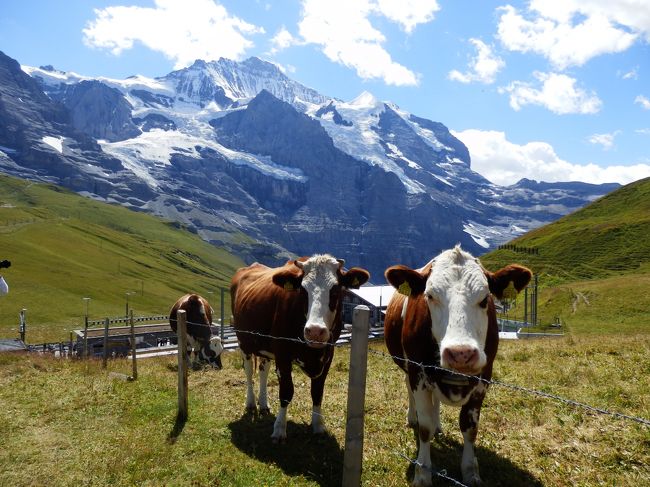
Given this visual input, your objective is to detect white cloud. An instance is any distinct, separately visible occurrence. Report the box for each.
[635,95,650,110]
[636,128,650,135]
[497,2,642,70]
[269,27,300,54]
[297,0,438,86]
[500,72,602,114]
[376,0,440,34]
[448,38,505,84]
[452,129,650,186]
[587,131,620,150]
[621,67,638,80]
[82,0,264,69]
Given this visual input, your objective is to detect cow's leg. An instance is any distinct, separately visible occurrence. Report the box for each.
[458,389,486,486]
[309,359,332,434]
[242,352,257,412]
[257,358,271,414]
[432,395,442,436]
[411,382,435,487]
[406,375,418,429]
[272,360,293,443]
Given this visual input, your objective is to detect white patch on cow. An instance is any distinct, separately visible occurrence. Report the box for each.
[424,246,490,373]
[461,429,481,485]
[242,351,257,411]
[209,336,223,357]
[296,254,342,345]
[258,358,271,411]
[401,296,409,321]
[272,406,288,442]
[311,405,326,434]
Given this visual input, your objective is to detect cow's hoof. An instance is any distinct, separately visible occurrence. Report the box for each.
[245,405,257,415]
[433,426,443,437]
[462,459,481,486]
[259,407,271,416]
[271,434,287,444]
[411,467,432,487]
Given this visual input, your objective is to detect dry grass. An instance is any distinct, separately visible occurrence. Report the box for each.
[0,334,648,486]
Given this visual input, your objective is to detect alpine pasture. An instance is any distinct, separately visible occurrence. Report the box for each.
[1,176,649,486]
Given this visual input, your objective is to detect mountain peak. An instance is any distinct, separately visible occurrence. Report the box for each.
[349,90,379,108]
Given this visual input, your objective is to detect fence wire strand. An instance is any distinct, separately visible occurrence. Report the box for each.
[178,316,650,486]
[176,318,650,428]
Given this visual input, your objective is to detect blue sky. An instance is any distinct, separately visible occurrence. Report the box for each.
[1,0,649,186]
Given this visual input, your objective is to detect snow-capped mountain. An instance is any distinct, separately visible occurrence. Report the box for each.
[0,50,618,278]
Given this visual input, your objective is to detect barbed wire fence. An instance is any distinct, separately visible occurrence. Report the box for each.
[175,307,649,486]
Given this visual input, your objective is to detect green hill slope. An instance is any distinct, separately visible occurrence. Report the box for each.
[481,177,650,334]
[0,174,245,342]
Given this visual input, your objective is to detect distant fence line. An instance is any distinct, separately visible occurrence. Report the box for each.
[497,244,539,255]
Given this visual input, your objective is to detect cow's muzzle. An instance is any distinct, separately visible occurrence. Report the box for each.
[442,345,480,374]
[304,324,330,348]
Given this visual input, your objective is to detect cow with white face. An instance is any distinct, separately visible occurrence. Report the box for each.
[231,254,370,442]
[384,246,531,487]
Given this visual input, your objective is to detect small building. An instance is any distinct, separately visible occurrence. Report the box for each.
[342,285,395,328]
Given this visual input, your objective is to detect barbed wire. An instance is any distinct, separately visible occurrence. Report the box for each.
[367,348,650,428]
[395,452,468,487]
[176,319,650,428]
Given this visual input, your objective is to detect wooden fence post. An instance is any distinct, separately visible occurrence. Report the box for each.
[130,310,137,380]
[102,317,110,368]
[342,305,370,487]
[176,310,189,421]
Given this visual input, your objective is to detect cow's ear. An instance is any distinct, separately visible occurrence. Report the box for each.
[485,264,532,299]
[272,265,303,292]
[339,267,370,289]
[385,265,428,296]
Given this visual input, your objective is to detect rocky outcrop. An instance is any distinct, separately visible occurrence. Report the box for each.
[62,80,141,142]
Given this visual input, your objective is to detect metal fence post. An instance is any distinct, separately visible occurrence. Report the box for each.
[83,316,89,358]
[220,287,225,341]
[130,310,137,380]
[102,317,110,368]
[19,308,26,342]
[176,310,189,421]
[342,305,370,486]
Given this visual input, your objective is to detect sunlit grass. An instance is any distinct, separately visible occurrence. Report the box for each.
[1,333,648,486]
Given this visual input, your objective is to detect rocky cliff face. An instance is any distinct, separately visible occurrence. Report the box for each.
[62,80,141,142]
[0,51,620,279]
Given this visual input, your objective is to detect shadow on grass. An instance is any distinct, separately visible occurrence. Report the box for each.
[228,411,343,487]
[167,413,187,444]
[405,432,543,487]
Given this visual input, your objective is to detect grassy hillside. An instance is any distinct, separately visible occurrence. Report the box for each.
[0,174,245,343]
[481,177,650,335]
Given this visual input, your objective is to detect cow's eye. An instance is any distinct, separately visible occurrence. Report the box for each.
[479,296,489,308]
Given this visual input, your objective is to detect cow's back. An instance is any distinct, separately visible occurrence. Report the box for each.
[231,262,304,338]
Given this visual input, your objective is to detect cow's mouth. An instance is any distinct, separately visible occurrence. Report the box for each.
[306,340,328,349]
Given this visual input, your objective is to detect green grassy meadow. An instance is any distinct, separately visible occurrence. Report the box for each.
[0,175,649,485]
[1,334,648,486]
[0,175,244,342]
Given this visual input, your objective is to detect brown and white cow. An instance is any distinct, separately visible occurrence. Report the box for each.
[230,254,370,443]
[384,246,531,486]
[169,293,224,369]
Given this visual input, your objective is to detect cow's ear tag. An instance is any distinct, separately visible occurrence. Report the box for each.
[351,277,360,287]
[284,281,295,291]
[398,281,411,296]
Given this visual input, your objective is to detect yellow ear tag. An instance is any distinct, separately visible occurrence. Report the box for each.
[284,282,295,291]
[398,281,411,296]
[502,281,517,300]
[351,277,360,287]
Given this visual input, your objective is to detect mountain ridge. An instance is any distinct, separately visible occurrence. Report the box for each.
[0,50,619,278]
